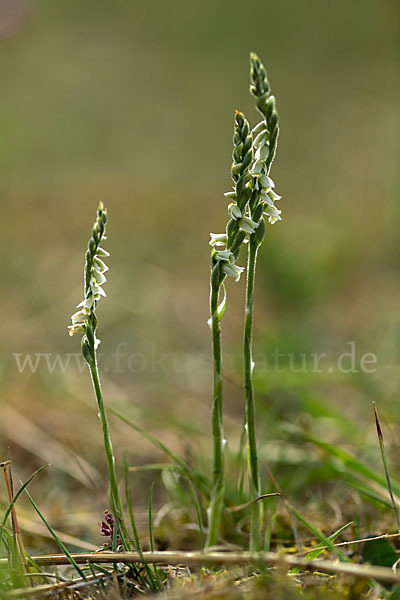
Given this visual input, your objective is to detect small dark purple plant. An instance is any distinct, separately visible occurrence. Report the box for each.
[99,509,120,546]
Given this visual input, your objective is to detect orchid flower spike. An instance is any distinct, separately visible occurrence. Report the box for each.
[68,202,109,365]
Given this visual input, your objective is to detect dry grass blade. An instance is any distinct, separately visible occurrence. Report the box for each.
[1,461,29,583]
[226,493,281,513]
[3,572,111,599]
[295,531,400,556]
[2,551,400,585]
[16,515,97,552]
[0,463,50,546]
[0,404,100,487]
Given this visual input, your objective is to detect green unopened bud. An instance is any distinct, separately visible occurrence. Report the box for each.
[92,224,100,243]
[85,326,95,349]
[232,163,242,176]
[81,336,94,365]
[89,238,96,255]
[90,312,98,331]
[226,218,237,240]
[230,230,246,255]
[252,121,267,136]
[239,120,249,140]
[265,96,276,120]
[243,136,252,155]
[233,143,244,164]
[254,217,266,245]
[269,111,278,132]
[211,262,222,288]
[253,129,269,148]
[259,145,270,160]
[242,150,252,170]
[252,203,264,223]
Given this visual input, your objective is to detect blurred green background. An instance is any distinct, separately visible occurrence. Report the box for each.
[0,0,399,549]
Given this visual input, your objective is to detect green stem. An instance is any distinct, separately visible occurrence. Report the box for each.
[89,355,129,550]
[244,237,262,551]
[206,279,225,548]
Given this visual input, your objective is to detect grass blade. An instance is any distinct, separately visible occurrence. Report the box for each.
[24,489,87,579]
[110,407,210,496]
[305,435,400,498]
[183,476,205,549]
[373,402,400,530]
[287,503,350,562]
[148,483,163,588]
[0,464,50,547]
[123,461,158,592]
[304,521,353,561]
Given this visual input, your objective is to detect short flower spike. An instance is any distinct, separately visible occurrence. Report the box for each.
[68,202,109,363]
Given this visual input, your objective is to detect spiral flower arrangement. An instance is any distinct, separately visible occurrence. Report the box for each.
[249,52,282,228]
[207,53,282,550]
[206,110,255,548]
[209,110,254,284]
[242,53,282,551]
[68,202,109,364]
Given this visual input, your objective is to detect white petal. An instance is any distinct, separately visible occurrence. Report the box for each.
[259,174,275,189]
[96,247,110,257]
[239,217,259,234]
[258,144,269,159]
[214,250,233,262]
[222,262,244,282]
[252,159,264,176]
[91,283,106,298]
[68,324,85,336]
[71,309,88,324]
[268,189,281,201]
[94,257,109,272]
[228,203,242,220]
[209,233,227,247]
[77,297,94,310]
[93,269,107,285]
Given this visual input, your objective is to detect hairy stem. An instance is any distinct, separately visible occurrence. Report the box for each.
[244,237,262,551]
[206,277,224,548]
[89,355,129,550]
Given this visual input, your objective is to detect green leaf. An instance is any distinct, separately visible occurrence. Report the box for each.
[217,283,227,322]
[362,535,398,591]
[362,536,398,569]
[305,521,353,561]
[305,436,400,497]
[288,503,350,562]
[24,489,86,579]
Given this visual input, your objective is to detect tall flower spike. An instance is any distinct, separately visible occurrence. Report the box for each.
[242,52,283,553]
[68,202,130,550]
[206,110,254,549]
[68,202,109,365]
